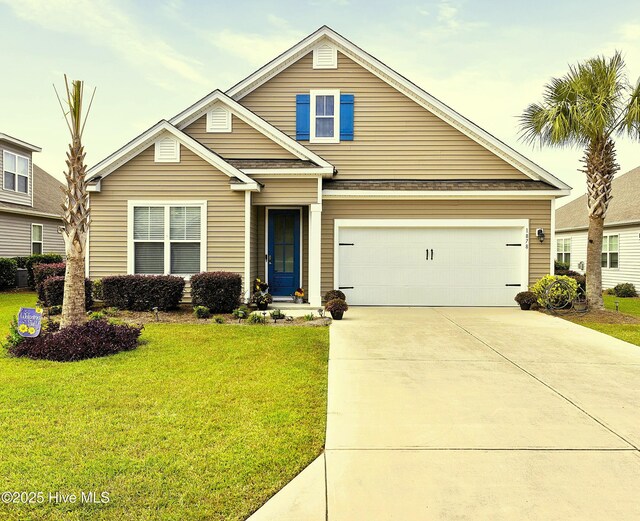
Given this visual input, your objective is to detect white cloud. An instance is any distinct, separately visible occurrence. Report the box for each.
[0,0,208,89]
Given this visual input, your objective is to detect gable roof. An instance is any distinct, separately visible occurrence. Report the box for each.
[0,165,63,218]
[86,121,259,191]
[225,26,570,193]
[556,166,640,231]
[169,90,334,175]
[0,133,41,153]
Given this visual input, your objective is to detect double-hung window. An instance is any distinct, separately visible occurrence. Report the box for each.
[601,235,619,269]
[3,151,29,193]
[310,90,340,143]
[131,203,204,276]
[556,237,571,266]
[31,224,43,254]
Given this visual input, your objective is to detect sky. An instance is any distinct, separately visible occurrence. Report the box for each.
[1,0,639,206]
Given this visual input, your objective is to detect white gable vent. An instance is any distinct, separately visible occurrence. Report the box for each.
[313,42,337,69]
[206,106,232,133]
[154,136,180,163]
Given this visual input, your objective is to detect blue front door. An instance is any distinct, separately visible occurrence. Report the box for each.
[268,209,300,297]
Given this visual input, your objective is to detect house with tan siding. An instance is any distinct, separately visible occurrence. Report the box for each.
[556,165,640,289]
[0,133,65,258]
[86,26,570,307]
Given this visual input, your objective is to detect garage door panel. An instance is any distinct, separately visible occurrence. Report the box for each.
[337,225,525,306]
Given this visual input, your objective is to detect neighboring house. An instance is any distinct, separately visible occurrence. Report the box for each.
[86,26,570,307]
[556,165,640,289]
[0,133,65,257]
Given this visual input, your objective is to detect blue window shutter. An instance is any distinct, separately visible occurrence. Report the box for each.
[296,94,310,141]
[340,94,354,141]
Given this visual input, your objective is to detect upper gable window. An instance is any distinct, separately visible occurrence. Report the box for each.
[3,150,29,193]
[154,136,180,163]
[310,90,340,143]
[206,106,232,133]
[313,43,337,69]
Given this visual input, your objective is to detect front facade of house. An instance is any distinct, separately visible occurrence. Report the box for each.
[86,27,570,307]
[0,133,65,258]
[556,166,640,289]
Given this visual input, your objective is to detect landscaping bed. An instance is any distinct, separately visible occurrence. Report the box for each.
[0,291,330,521]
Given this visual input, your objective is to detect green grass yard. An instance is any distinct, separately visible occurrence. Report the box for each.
[0,292,329,520]
[603,294,640,316]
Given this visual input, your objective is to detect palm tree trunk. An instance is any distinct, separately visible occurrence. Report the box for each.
[583,138,618,310]
[61,253,85,328]
[586,216,604,309]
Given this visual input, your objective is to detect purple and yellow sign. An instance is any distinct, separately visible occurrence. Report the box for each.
[17,307,43,337]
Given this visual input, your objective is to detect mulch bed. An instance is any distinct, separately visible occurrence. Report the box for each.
[542,308,640,325]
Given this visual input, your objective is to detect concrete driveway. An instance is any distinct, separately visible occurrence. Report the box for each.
[250,307,640,520]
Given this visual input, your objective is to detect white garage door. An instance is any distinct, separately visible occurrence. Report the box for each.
[336,224,527,306]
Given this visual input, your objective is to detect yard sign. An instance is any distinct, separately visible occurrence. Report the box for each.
[17,307,43,337]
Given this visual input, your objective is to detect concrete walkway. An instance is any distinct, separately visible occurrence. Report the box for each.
[249,308,640,520]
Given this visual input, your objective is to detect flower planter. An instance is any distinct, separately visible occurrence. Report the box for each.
[519,303,532,311]
[330,311,344,320]
[257,302,269,311]
[294,297,304,304]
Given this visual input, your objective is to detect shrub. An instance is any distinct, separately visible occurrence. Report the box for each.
[191,272,242,313]
[0,258,17,290]
[325,298,349,313]
[25,254,63,288]
[303,313,315,321]
[48,305,62,316]
[531,275,578,308]
[88,311,106,321]
[33,262,66,301]
[247,312,267,324]
[251,292,273,307]
[101,275,185,311]
[270,309,285,321]
[42,276,93,309]
[212,315,225,324]
[8,320,142,362]
[193,306,212,319]
[324,289,346,302]
[554,260,570,273]
[13,256,28,269]
[92,278,104,301]
[232,305,251,320]
[611,283,638,298]
[514,291,537,306]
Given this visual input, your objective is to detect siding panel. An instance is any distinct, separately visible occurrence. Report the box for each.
[252,177,319,205]
[241,52,529,180]
[0,212,64,257]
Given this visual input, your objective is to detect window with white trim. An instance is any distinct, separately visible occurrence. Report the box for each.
[601,234,619,269]
[132,204,203,275]
[31,224,43,254]
[310,90,340,143]
[3,151,29,193]
[556,237,571,266]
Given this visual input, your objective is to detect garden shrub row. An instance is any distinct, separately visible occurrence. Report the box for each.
[191,272,242,313]
[42,276,93,309]
[0,254,64,290]
[33,262,67,300]
[25,254,64,288]
[0,258,17,290]
[101,275,185,311]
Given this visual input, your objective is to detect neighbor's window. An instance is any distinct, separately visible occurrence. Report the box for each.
[556,237,571,266]
[133,205,202,275]
[601,235,619,269]
[310,90,339,143]
[3,151,29,193]
[31,224,43,255]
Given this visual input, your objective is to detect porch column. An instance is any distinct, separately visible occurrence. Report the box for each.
[244,191,252,302]
[308,203,322,307]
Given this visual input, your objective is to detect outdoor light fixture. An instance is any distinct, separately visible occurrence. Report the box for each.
[578,261,585,270]
[153,307,159,322]
[536,228,545,242]
[615,301,620,312]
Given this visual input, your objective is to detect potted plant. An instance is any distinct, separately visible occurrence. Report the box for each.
[252,292,273,311]
[325,298,348,320]
[514,291,537,310]
[294,287,305,304]
[253,278,269,293]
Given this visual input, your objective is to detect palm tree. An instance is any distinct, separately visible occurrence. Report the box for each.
[520,52,640,309]
[55,76,95,327]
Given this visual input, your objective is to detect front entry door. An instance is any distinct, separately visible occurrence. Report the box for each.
[268,209,301,297]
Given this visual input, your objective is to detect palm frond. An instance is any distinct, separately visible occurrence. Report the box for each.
[622,76,640,139]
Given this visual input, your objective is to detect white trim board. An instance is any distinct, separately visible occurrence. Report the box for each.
[169,90,334,175]
[86,121,257,189]
[333,218,530,303]
[226,26,570,192]
[0,133,41,152]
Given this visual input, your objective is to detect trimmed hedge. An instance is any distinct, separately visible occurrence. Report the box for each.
[8,320,142,362]
[611,283,638,298]
[0,258,17,290]
[191,271,242,313]
[34,262,66,300]
[42,276,93,309]
[101,275,185,311]
[25,253,64,288]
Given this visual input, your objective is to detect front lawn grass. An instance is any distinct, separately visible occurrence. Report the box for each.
[603,294,640,317]
[0,292,329,520]
[580,322,640,346]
